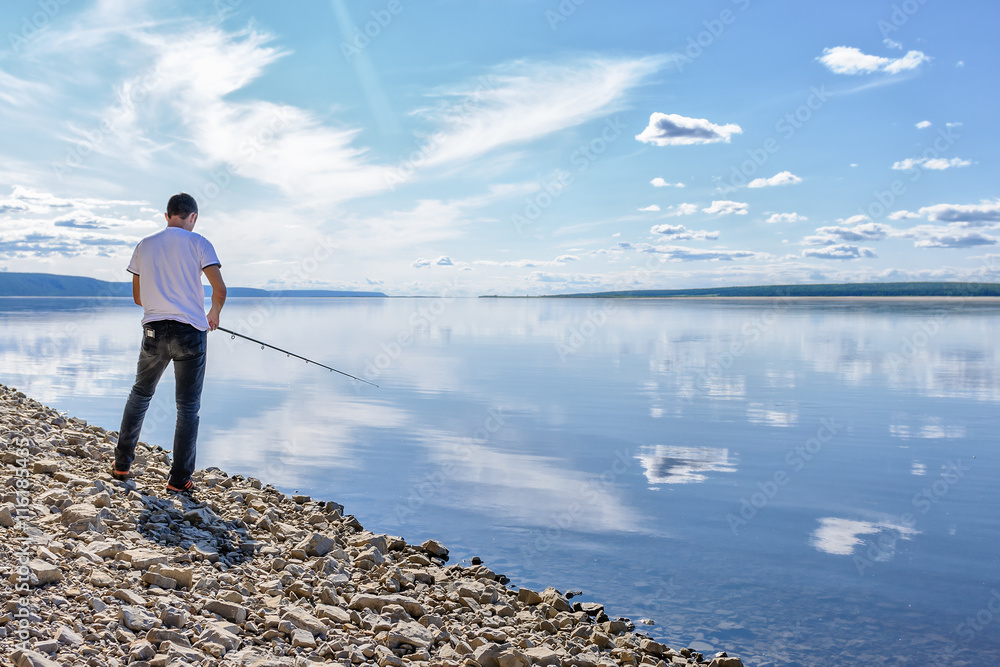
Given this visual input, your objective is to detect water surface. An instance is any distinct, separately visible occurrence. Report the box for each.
[1,296,997,666]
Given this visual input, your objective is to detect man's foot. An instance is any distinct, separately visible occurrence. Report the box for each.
[165,479,195,495]
[109,467,131,481]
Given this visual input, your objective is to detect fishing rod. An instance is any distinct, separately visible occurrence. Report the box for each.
[217,326,378,387]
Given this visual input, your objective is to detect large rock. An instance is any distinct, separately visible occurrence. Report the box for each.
[199,623,241,652]
[60,503,102,532]
[118,549,167,569]
[10,649,62,667]
[516,587,542,605]
[386,621,435,649]
[296,532,336,557]
[281,607,326,635]
[420,539,448,558]
[8,560,62,587]
[523,646,561,666]
[206,599,248,624]
[120,606,158,632]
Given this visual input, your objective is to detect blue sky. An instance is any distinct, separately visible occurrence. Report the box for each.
[0,0,997,295]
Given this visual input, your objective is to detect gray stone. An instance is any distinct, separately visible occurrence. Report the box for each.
[516,587,542,605]
[10,649,62,667]
[205,599,248,624]
[141,571,177,589]
[198,623,240,651]
[155,565,195,589]
[113,588,146,605]
[160,607,189,628]
[348,593,425,619]
[474,643,503,667]
[282,606,325,634]
[420,539,448,558]
[119,549,167,569]
[60,503,102,532]
[295,532,336,557]
[32,460,60,474]
[120,605,158,632]
[386,621,435,649]
[54,625,84,647]
[523,647,561,666]
[128,640,156,660]
[314,604,353,625]
[290,627,316,648]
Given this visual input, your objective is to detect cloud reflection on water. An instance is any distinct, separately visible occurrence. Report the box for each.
[636,444,738,485]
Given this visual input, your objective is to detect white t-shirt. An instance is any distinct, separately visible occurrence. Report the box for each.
[127,227,222,331]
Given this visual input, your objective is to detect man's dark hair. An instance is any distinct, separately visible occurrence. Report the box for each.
[166,192,198,219]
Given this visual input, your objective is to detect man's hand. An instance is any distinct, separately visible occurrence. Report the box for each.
[203,265,227,332]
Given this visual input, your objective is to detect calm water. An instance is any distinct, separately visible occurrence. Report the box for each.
[1,296,998,666]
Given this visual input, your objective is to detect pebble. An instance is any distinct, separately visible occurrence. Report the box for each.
[0,382,747,667]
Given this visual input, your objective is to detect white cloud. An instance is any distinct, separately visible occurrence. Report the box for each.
[767,213,806,224]
[802,244,877,260]
[635,113,742,146]
[817,46,930,75]
[915,120,931,129]
[889,210,920,220]
[815,222,889,242]
[651,178,684,188]
[892,157,972,171]
[702,200,748,216]
[883,38,903,51]
[899,225,998,249]
[918,200,1000,225]
[411,258,432,268]
[842,214,869,225]
[649,224,719,241]
[747,171,802,188]
[435,256,454,266]
[639,205,661,212]
[669,203,699,217]
[634,244,755,262]
[421,55,666,167]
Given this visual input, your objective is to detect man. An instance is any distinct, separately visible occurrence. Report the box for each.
[112,192,227,494]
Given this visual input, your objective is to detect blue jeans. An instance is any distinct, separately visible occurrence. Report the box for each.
[116,320,207,488]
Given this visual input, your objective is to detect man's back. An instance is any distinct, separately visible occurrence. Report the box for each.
[129,226,220,330]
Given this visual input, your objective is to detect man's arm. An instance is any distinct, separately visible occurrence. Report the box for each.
[131,274,142,306]
[203,265,227,331]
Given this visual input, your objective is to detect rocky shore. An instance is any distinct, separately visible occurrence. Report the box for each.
[0,383,745,667]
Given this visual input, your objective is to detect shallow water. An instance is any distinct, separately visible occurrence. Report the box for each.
[1,296,998,666]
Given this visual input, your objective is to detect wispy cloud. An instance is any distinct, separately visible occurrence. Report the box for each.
[703,200,748,216]
[767,213,806,224]
[818,46,930,75]
[650,178,684,188]
[748,171,802,188]
[419,56,666,167]
[802,244,877,260]
[892,157,971,171]
[649,224,719,241]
